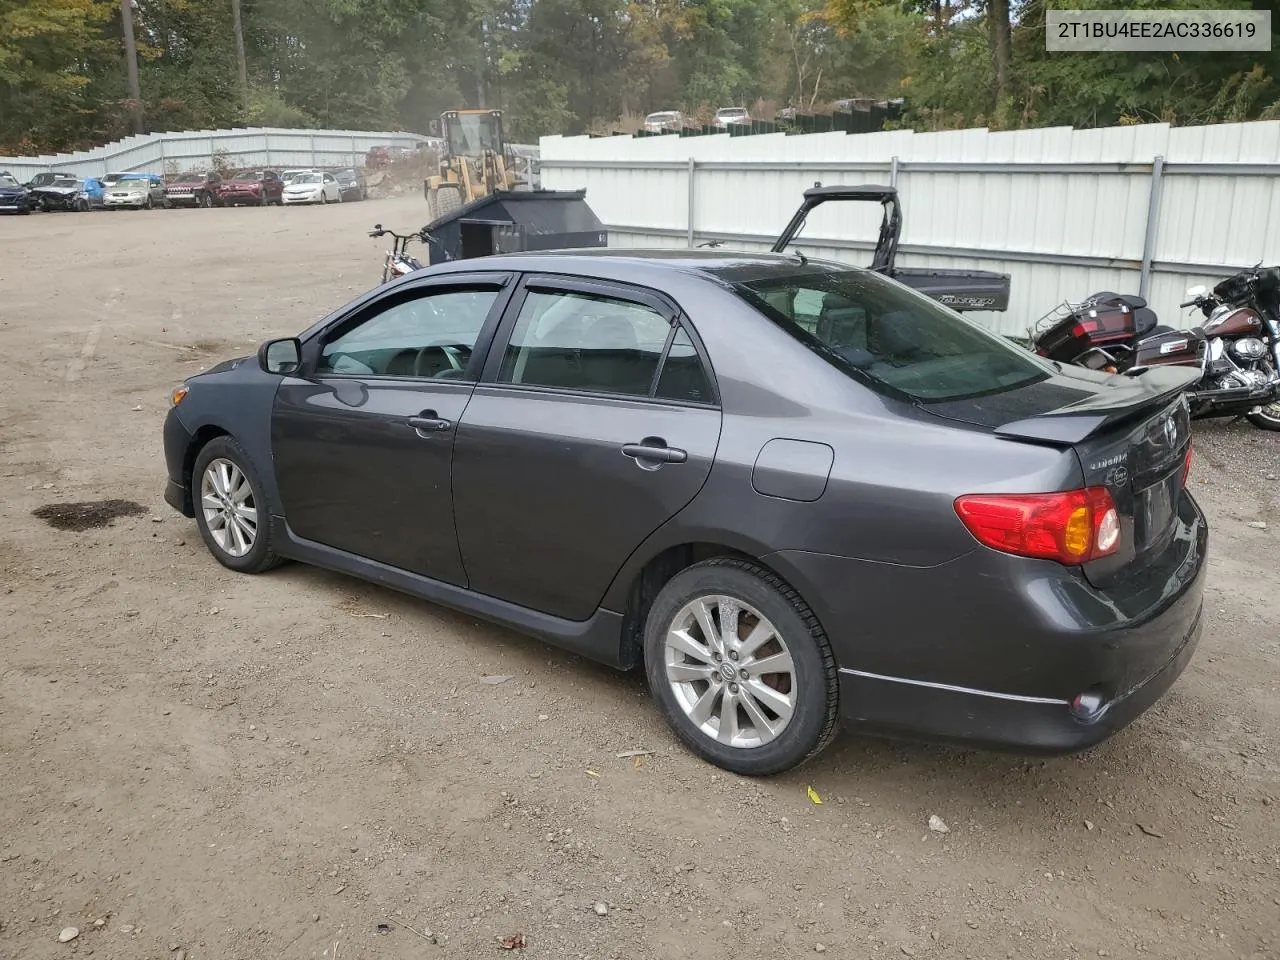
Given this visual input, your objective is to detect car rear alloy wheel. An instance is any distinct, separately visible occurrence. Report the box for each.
[644,559,838,775]
[664,596,796,747]
[192,437,283,574]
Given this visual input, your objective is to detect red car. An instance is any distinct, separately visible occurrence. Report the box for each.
[165,171,223,208]
[216,169,284,207]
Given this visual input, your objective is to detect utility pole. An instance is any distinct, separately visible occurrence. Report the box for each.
[231,0,250,116]
[120,0,143,133]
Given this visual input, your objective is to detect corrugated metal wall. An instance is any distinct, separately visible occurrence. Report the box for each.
[0,127,439,182]
[540,121,1280,335]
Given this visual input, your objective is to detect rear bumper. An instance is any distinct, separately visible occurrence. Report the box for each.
[766,490,1208,754]
[837,601,1202,752]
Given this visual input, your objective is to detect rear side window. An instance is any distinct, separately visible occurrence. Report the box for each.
[499,289,669,396]
[735,269,1050,402]
[497,287,715,403]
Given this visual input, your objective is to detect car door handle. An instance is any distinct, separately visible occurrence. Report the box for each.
[622,440,687,464]
[408,412,452,434]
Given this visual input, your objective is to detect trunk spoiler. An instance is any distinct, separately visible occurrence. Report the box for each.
[995,366,1200,445]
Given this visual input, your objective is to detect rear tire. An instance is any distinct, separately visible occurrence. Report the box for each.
[643,558,839,776]
[1248,403,1280,431]
[191,437,284,575]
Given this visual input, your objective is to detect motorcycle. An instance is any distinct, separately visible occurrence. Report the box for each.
[1030,265,1280,431]
[368,223,449,284]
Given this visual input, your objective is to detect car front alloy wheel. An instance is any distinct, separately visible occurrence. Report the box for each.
[644,559,838,775]
[191,437,283,574]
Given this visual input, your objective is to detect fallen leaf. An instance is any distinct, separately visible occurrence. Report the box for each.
[1136,823,1164,838]
[480,675,512,685]
[633,756,642,770]
[806,785,823,805]
[498,932,526,950]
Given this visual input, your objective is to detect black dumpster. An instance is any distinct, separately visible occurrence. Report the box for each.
[425,189,608,265]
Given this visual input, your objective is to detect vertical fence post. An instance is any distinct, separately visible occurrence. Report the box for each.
[1139,155,1164,299]
[889,155,899,188]
[311,134,317,168]
[158,138,166,175]
[686,157,697,248]
[351,136,358,168]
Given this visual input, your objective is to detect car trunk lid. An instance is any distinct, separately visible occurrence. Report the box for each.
[927,364,1197,584]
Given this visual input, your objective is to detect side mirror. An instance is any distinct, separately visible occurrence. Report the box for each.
[258,337,301,375]
[1186,284,1206,298]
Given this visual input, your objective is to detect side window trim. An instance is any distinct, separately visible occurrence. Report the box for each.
[299,273,516,380]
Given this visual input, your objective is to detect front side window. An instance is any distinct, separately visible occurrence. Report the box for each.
[497,289,674,397]
[318,287,500,379]
[735,269,1050,402]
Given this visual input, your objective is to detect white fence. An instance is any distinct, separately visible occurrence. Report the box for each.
[0,127,440,182]
[539,121,1280,336]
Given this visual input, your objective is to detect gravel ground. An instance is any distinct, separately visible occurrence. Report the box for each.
[0,199,1277,960]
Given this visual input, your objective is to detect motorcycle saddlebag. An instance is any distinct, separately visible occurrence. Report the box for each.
[1132,327,1205,368]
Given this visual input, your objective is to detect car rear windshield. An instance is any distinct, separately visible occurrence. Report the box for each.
[0,174,19,187]
[293,173,322,183]
[233,172,261,181]
[734,268,1050,403]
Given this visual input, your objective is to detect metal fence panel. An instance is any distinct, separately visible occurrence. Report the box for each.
[0,127,434,181]
[540,120,1280,335]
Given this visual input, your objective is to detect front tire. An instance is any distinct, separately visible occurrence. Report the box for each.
[643,558,839,776]
[191,437,283,574]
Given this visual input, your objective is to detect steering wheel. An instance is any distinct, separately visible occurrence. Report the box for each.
[413,344,466,378]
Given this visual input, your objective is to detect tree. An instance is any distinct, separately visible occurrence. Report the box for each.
[230,0,248,116]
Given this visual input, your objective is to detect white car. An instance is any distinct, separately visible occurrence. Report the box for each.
[643,110,684,133]
[282,172,342,205]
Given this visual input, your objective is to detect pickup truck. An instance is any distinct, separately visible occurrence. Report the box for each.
[772,184,1011,313]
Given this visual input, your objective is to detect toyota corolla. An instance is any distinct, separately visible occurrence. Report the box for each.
[161,251,1207,775]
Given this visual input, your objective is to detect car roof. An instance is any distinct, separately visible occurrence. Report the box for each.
[427,248,854,285]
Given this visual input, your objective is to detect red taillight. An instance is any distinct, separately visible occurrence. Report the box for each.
[954,487,1121,565]
[1071,319,1100,337]
[1182,445,1192,486]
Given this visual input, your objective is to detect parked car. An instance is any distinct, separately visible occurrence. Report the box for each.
[713,107,751,129]
[165,171,222,208]
[282,171,342,205]
[643,110,684,133]
[0,171,31,214]
[280,168,317,185]
[216,169,284,206]
[30,175,83,211]
[103,174,163,210]
[76,177,107,210]
[335,168,367,202]
[161,250,1206,776]
[23,172,60,190]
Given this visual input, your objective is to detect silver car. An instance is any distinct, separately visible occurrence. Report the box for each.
[102,174,164,210]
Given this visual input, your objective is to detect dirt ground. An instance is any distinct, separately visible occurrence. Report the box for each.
[1,198,1277,960]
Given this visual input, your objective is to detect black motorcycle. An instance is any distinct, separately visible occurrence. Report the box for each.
[1030,265,1280,431]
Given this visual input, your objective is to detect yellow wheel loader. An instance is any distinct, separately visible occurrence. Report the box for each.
[424,108,518,220]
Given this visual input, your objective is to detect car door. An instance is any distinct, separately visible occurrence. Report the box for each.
[271,273,514,584]
[322,173,337,201]
[452,275,723,620]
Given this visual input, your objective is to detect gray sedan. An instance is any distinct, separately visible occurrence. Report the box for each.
[162,251,1206,775]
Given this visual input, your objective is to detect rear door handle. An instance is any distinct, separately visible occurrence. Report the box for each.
[408,411,452,434]
[622,439,687,464]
